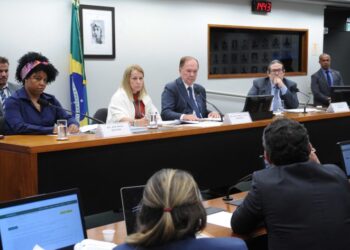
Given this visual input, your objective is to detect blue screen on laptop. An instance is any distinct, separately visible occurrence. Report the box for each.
[0,191,85,250]
[340,143,350,176]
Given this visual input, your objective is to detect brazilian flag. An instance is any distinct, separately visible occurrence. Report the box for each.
[70,0,88,126]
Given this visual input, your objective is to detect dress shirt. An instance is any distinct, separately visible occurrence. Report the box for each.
[4,87,79,134]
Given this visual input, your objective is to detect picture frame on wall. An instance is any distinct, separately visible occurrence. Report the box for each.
[79,4,115,59]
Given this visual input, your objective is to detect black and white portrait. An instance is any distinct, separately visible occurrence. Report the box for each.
[91,20,104,44]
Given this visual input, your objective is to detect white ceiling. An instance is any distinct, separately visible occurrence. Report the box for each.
[281,0,350,7]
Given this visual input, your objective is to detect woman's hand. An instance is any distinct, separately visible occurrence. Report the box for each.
[68,124,80,134]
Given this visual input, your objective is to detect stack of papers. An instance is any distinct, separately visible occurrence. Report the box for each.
[206,211,233,228]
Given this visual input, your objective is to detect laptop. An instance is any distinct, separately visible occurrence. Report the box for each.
[120,185,145,235]
[0,188,86,250]
[337,140,350,177]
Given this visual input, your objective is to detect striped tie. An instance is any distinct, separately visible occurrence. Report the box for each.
[0,88,6,109]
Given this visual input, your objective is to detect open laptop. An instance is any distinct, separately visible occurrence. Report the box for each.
[0,188,86,250]
[120,185,145,235]
[337,140,350,177]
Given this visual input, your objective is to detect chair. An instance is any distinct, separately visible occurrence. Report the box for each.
[0,116,5,135]
[92,108,108,124]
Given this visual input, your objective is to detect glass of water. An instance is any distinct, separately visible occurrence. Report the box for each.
[56,119,68,140]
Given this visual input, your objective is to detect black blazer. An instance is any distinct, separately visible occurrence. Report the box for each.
[161,77,209,120]
[231,161,350,250]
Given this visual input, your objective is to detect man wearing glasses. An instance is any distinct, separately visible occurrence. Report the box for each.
[247,60,299,111]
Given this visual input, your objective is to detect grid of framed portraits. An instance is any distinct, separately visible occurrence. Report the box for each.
[208,25,308,79]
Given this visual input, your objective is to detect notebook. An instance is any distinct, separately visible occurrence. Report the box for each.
[337,140,350,177]
[120,185,145,235]
[0,188,86,250]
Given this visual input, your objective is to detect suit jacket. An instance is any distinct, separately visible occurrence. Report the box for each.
[248,77,299,109]
[114,237,248,250]
[0,82,21,116]
[161,77,209,120]
[231,161,350,250]
[311,68,344,106]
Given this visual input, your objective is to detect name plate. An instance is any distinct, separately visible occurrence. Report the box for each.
[95,123,132,137]
[327,102,350,113]
[223,112,252,125]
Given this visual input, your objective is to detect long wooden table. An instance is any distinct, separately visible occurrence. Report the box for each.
[1,111,350,215]
[86,192,265,244]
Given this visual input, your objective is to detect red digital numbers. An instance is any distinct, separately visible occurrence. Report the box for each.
[253,1,272,13]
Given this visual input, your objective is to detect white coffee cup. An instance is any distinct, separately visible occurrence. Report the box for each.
[102,229,115,242]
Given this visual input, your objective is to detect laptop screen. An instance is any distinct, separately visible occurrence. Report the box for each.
[338,141,350,177]
[0,189,86,250]
[120,186,144,235]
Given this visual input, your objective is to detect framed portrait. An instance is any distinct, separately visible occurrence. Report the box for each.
[79,5,115,59]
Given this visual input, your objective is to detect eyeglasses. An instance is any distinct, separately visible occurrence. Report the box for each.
[270,68,284,74]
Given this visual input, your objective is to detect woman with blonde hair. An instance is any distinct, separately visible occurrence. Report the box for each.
[114,169,247,250]
[107,65,160,126]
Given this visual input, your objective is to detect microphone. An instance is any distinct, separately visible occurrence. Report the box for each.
[222,174,252,201]
[37,98,105,124]
[290,86,311,114]
[194,89,224,122]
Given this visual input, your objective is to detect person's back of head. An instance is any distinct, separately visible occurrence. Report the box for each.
[263,118,310,166]
[125,168,206,247]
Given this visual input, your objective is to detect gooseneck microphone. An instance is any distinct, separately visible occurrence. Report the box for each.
[290,86,311,114]
[194,89,224,122]
[37,98,105,124]
[222,174,253,202]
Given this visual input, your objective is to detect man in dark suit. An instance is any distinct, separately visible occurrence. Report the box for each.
[161,56,220,121]
[248,60,299,110]
[311,53,344,106]
[0,56,20,117]
[231,118,350,250]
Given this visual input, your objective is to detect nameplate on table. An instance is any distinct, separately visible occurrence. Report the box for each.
[327,102,350,113]
[95,123,131,137]
[223,112,252,125]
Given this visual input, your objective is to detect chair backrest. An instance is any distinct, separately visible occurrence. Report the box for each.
[93,108,108,124]
[0,116,5,134]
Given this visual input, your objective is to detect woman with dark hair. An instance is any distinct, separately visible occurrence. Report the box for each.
[114,169,247,250]
[4,52,79,134]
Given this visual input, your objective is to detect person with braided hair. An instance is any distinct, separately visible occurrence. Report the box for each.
[115,168,247,250]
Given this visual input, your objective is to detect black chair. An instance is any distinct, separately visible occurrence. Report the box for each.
[92,108,108,124]
[0,116,5,135]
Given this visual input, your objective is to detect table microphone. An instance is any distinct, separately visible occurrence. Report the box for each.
[290,86,311,114]
[222,174,252,201]
[37,98,105,124]
[194,89,224,122]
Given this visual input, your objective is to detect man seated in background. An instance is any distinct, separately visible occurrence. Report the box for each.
[231,118,350,250]
[248,60,299,111]
[311,53,344,107]
[161,56,220,121]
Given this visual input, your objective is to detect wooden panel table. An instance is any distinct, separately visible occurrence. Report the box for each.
[87,192,265,244]
[0,111,349,215]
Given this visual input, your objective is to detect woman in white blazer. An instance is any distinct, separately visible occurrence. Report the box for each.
[107,65,160,126]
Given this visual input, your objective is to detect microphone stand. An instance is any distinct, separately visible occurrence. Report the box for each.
[222,174,252,201]
[38,99,105,124]
[297,91,311,114]
[195,90,224,122]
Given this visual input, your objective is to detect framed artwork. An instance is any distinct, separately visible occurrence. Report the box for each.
[208,25,308,79]
[80,5,115,59]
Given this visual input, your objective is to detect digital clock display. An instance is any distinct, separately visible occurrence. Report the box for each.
[252,0,272,13]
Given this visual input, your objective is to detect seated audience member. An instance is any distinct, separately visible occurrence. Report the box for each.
[248,60,299,111]
[4,52,79,135]
[231,118,350,250]
[311,53,344,106]
[107,65,160,126]
[161,56,220,121]
[0,56,21,117]
[115,168,247,250]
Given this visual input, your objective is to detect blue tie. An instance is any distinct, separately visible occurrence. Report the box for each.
[326,70,332,87]
[272,87,280,111]
[187,87,201,118]
[0,88,6,110]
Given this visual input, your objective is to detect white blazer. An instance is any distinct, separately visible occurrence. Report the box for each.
[106,88,160,123]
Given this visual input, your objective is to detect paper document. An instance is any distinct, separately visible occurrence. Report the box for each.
[206,211,233,228]
[284,108,321,113]
[79,124,98,133]
[182,121,223,127]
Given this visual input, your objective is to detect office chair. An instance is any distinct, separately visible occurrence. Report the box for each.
[92,108,108,124]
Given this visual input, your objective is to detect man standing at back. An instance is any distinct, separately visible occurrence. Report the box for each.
[231,118,350,250]
[311,53,344,106]
[161,56,220,121]
[0,56,20,117]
